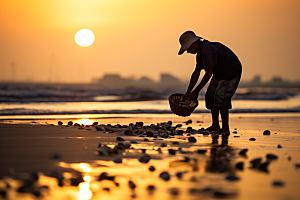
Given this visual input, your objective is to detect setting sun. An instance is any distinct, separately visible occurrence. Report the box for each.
[74,29,95,47]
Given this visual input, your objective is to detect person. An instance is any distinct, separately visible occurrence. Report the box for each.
[178,30,242,136]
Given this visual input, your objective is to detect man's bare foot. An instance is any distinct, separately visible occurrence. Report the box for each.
[205,125,220,132]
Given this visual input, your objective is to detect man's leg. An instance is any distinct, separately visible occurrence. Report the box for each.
[219,109,230,135]
[206,109,220,131]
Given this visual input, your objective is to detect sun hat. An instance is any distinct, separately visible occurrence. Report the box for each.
[178,31,202,55]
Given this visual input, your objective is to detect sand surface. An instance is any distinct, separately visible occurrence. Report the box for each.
[0,113,300,200]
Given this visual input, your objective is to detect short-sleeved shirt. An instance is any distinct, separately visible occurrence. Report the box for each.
[196,40,242,80]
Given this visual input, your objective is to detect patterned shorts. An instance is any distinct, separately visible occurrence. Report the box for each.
[205,72,241,110]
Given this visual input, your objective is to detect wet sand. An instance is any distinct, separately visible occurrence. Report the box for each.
[0,113,300,200]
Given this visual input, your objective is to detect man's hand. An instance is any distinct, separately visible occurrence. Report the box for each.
[182,93,190,101]
[189,90,199,101]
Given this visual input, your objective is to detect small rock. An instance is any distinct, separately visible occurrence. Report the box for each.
[113,158,122,163]
[169,188,179,195]
[295,163,300,169]
[95,126,105,131]
[232,131,237,134]
[144,138,149,141]
[160,143,167,147]
[168,149,176,155]
[258,161,270,172]
[161,133,169,138]
[138,154,151,163]
[130,141,138,144]
[233,135,240,138]
[116,137,125,141]
[175,172,183,179]
[128,180,136,189]
[263,130,271,135]
[86,128,91,130]
[176,130,184,135]
[235,162,244,170]
[67,121,73,126]
[124,129,133,135]
[249,138,256,141]
[50,152,61,159]
[172,141,180,145]
[277,144,282,148]
[266,154,278,160]
[250,158,262,168]
[147,185,156,191]
[159,171,170,181]
[272,180,285,187]
[58,121,63,125]
[225,174,240,181]
[176,124,182,128]
[196,149,207,154]
[238,148,248,156]
[188,136,197,142]
[149,166,156,172]
[98,143,102,148]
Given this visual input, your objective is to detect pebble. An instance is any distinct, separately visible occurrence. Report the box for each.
[159,171,170,181]
[95,126,105,131]
[147,185,156,191]
[161,133,169,138]
[58,121,63,125]
[232,131,237,134]
[124,129,133,135]
[250,158,262,168]
[249,138,256,141]
[257,161,269,172]
[169,188,179,195]
[175,172,183,179]
[295,163,300,169]
[225,174,240,181]
[50,152,61,159]
[149,166,156,172]
[233,135,240,138]
[86,128,91,130]
[130,141,138,144]
[176,130,184,135]
[160,143,167,147]
[116,137,125,141]
[239,148,248,156]
[277,144,282,148]
[266,153,278,160]
[235,162,244,170]
[98,143,102,147]
[128,180,136,189]
[263,130,271,135]
[197,149,207,154]
[168,149,176,155]
[272,180,285,187]
[172,141,180,145]
[144,138,149,141]
[113,158,122,163]
[138,154,151,163]
[67,121,73,126]
[188,136,197,142]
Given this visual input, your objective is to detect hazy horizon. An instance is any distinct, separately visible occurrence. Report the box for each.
[1,0,299,83]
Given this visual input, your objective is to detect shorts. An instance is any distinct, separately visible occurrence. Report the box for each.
[205,72,241,110]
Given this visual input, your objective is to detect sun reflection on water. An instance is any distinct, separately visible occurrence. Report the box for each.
[77,119,93,126]
[79,181,92,200]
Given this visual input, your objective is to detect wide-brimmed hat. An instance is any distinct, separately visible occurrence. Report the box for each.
[178,31,202,55]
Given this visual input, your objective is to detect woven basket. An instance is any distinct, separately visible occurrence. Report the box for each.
[168,93,198,117]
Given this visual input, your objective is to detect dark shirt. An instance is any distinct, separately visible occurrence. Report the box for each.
[196,40,242,80]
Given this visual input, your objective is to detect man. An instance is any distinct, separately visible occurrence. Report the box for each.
[179,30,242,135]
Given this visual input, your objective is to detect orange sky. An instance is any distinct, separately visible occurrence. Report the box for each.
[0,0,299,83]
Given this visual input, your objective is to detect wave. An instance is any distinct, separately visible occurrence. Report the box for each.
[1,107,300,116]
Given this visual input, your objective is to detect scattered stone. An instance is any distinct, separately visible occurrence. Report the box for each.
[144,138,149,141]
[295,163,300,169]
[172,141,180,145]
[103,187,110,192]
[58,121,63,125]
[50,152,61,159]
[141,149,146,153]
[113,158,122,163]
[277,144,282,148]
[159,171,170,181]
[232,131,237,134]
[95,126,105,131]
[116,137,125,141]
[67,121,73,126]
[98,172,115,181]
[196,149,207,154]
[161,143,167,147]
[169,188,179,195]
[176,124,183,128]
[98,143,102,148]
[168,149,176,155]
[145,131,154,137]
[175,172,183,179]
[128,180,136,189]
[138,154,151,163]
[86,128,91,130]
[124,129,133,135]
[177,130,184,135]
[130,141,138,144]
[139,135,145,137]
[272,180,285,187]
[188,136,197,143]
[161,133,169,138]
[149,166,156,172]
[235,162,244,170]
[257,161,270,172]
[225,174,240,181]
[250,158,262,168]
[263,130,271,135]
[92,122,98,126]
[147,185,156,191]
[233,135,240,138]
[202,131,210,135]
[266,153,278,160]
[239,148,248,156]
[249,138,256,141]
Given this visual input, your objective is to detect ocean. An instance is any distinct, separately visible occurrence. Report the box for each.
[0,83,300,120]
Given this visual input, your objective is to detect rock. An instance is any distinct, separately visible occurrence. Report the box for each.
[50,152,61,159]
[168,149,176,155]
[202,131,210,135]
[124,143,131,148]
[175,172,183,179]
[138,154,151,163]
[172,141,180,145]
[238,148,248,156]
[113,158,122,163]
[272,180,285,187]
[235,162,244,170]
[159,171,170,181]
[263,130,271,135]
[95,126,105,131]
[197,149,207,154]
[169,188,179,195]
[250,158,262,168]
[225,174,240,181]
[232,131,237,134]
[167,121,172,125]
[161,133,169,138]
[149,166,156,172]
[124,129,133,135]
[58,121,63,125]
[86,128,91,130]
[188,136,197,142]
[147,185,156,191]
[145,131,154,137]
[67,121,73,126]
[249,138,256,141]
[233,135,240,138]
[176,130,184,135]
[141,149,146,153]
[144,138,149,142]
[161,143,167,147]
[257,161,270,172]
[116,137,125,141]
[128,180,136,189]
[266,153,278,160]
[175,124,182,128]
[295,163,300,169]
[130,141,138,144]
[98,143,102,148]
[277,144,282,148]
[92,122,98,126]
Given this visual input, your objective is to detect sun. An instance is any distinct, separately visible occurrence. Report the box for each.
[74,29,95,47]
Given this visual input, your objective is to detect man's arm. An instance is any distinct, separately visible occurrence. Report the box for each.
[182,69,201,100]
[189,68,213,100]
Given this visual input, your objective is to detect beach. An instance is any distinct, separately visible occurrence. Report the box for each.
[1,113,300,200]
